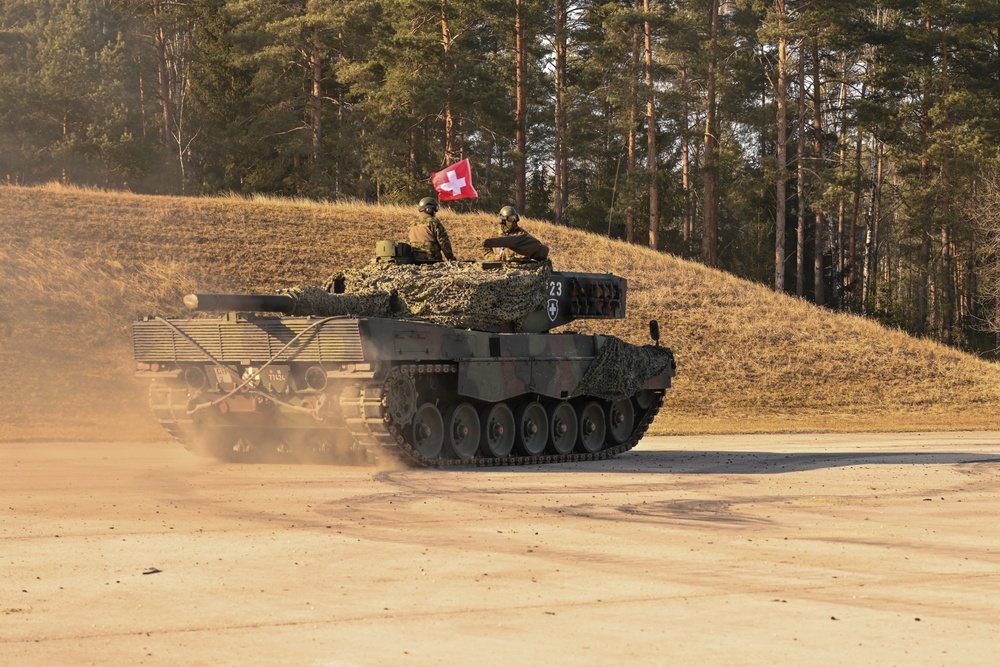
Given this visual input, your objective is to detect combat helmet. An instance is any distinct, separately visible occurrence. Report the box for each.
[499,205,520,233]
[418,197,439,214]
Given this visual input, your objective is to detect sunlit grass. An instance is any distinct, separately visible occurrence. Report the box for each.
[2,183,999,441]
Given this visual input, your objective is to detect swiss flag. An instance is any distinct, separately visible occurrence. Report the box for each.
[432,158,478,201]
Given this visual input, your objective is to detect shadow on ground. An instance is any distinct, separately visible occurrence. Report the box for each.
[522,450,1000,475]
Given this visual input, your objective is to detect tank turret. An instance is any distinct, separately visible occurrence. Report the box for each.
[181,262,626,334]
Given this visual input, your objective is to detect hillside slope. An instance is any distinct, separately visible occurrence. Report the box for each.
[2,184,998,441]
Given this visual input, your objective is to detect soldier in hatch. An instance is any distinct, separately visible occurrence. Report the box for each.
[409,197,456,262]
[482,205,549,261]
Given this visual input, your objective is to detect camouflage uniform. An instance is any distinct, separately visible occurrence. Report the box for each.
[408,216,456,262]
[482,224,549,262]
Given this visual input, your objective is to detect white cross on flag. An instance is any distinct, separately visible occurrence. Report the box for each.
[431,158,478,201]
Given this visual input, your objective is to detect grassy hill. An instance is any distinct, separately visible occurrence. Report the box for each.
[2,183,999,442]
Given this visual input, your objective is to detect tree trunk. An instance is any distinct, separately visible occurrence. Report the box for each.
[61,113,70,184]
[310,27,323,175]
[681,61,691,246]
[441,0,456,163]
[835,57,848,306]
[861,218,873,316]
[863,139,884,316]
[796,43,806,297]
[940,21,954,344]
[644,0,657,250]
[408,124,418,180]
[774,2,788,293]
[812,37,825,306]
[626,0,640,244]
[849,117,864,300]
[485,141,494,192]
[553,0,568,224]
[916,230,931,336]
[702,0,719,267]
[915,14,934,335]
[153,3,173,150]
[514,0,527,212]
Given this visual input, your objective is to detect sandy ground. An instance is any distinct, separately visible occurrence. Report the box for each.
[2,433,1000,666]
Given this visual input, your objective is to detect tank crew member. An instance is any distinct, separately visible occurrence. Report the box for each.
[408,197,456,262]
[482,205,549,261]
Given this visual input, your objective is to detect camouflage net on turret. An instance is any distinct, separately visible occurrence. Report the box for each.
[279,260,552,331]
[278,286,393,318]
[572,335,675,400]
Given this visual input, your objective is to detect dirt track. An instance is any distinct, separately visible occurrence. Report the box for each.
[3,432,1000,665]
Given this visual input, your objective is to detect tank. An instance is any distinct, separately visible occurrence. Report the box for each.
[132,258,676,467]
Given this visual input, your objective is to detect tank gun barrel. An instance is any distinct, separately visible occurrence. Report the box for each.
[184,293,296,313]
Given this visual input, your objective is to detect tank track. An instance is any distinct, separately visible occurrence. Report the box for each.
[149,365,663,467]
[339,364,664,468]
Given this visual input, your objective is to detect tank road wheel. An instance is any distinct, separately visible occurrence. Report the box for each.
[411,403,445,459]
[607,398,635,445]
[547,402,578,455]
[445,403,481,460]
[515,401,549,456]
[577,401,607,454]
[479,403,515,458]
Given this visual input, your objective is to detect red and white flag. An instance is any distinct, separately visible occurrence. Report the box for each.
[432,158,478,201]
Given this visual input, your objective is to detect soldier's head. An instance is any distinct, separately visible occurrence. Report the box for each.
[499,205,520,233]
[418,197,439,216]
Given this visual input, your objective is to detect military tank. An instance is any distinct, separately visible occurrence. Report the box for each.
[132,253,675,467]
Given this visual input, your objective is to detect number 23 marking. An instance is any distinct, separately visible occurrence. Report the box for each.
[548,281,563,297]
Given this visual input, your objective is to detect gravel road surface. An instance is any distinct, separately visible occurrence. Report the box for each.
[3,433,999,665]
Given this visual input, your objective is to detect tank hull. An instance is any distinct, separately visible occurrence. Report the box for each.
[134,314,674,466]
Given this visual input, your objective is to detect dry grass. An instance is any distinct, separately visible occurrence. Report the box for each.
[2,182,1000,441]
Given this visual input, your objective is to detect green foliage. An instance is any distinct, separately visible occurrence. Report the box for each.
[2,0,1000,353]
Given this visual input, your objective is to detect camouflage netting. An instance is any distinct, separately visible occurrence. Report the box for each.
[279,260,552,330]
[279,286,393,318]
[572,335,675,400]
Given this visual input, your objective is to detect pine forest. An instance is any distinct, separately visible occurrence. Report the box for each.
[2,0,1000,354]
